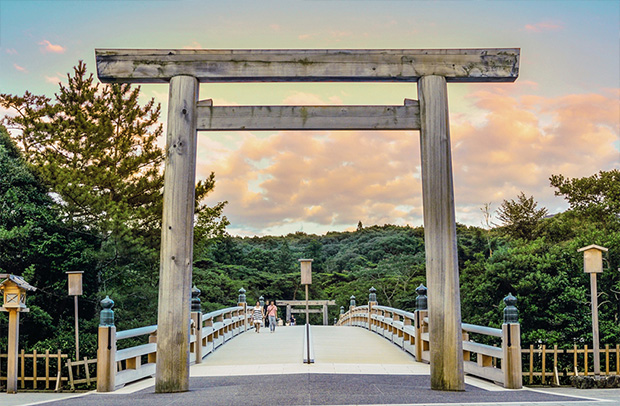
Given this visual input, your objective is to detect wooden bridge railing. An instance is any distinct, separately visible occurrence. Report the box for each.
[97,294,252,392]
[337,288,522,389]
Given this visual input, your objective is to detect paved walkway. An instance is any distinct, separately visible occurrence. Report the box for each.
[1,326,618,405]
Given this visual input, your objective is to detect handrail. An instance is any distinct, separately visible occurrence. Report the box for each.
[462,323,502,338]
[98,302,252,392]
[116,325,157,340]
[337,302,521,389]
[202,306,242,322]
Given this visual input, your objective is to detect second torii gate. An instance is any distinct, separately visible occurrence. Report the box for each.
[95,48,519,393]
[278,299,337,325]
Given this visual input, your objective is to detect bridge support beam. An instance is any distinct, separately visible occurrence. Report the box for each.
[156,75,199,393]
[418,75,465,391]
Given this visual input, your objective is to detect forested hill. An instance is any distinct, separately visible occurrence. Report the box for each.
[192,215,620,347]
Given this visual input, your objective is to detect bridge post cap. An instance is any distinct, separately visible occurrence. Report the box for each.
[238,287,246,294]
[340,306,344,314]
[99,296,115,327]
[503,292,519,324]
[415,284,427,296]
[350,295,356,299]
[369,286,377,293]
[100,295,114,310]
[191,285,202,312]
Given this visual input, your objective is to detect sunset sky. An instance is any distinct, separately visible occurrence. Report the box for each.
[1,0,619,236]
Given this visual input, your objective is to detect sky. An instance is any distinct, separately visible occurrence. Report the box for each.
[1,0,619,236]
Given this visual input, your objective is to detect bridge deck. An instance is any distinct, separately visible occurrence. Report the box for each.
[192,325,428,377]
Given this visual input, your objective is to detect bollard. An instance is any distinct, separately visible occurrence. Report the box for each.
[97,296,116,392]
[502,293,522,389]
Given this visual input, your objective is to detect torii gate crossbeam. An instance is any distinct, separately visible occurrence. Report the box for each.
[95,48,519,393]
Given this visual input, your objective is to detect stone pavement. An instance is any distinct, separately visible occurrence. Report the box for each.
[1,326,618,405]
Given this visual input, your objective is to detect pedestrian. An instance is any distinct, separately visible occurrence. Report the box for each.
[252,301,264,333]
[266,301,278,333]
[290,315,296,326]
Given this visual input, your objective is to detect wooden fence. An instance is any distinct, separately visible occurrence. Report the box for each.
[0,350,68,390]
[522,344,620,385]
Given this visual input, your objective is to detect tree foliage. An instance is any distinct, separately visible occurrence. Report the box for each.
[497,192,548,240]
[550,169,620,228]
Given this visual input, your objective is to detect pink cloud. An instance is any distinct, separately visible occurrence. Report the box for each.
[524,21,563,33]
[6,48,18,55]
[44,75,61,84]
[13,63,27,72]
[39,39,66,53]
[196,89,619,235]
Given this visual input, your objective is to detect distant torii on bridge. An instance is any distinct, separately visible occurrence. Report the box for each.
[95,48,519,393]
[277,300,336,325]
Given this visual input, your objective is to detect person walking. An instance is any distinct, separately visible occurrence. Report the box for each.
[252,301,264,333]
[266,301,278,333]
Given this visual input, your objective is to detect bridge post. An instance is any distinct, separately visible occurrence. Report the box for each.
[238,288,247,331]
[97,296,116,392]
[414,286,428,363]
[286,305,291,324]
[323,304,328,325]
[502,293,522,389]
[156,75,199,393]
[418,75,465,391]
[191,285,203,363]
[368,287,377,332]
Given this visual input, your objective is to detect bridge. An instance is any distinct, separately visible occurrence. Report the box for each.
[48,293,596,406]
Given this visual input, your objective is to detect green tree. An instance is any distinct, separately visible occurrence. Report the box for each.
[0,125,99,351]
[497,192,548,240]
[550,169,620,228]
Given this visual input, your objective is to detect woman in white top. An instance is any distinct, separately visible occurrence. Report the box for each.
[252,301,264,333]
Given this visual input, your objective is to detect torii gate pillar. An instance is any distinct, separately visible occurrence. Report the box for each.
[156,75,199,393]
[419,75,464,391]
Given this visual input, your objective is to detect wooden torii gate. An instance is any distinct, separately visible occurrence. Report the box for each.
[95,48,519,393]
[278,299,337,325]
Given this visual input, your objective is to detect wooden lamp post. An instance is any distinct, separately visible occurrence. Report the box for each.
[299,259,313,364]
[66,271,83,361]
[0,274,36,393]
[578,244,608,376]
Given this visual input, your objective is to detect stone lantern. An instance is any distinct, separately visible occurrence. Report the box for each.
[0,274,36,393]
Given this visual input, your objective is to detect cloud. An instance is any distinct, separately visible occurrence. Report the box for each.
[269,24,281,32]
[6,48,17,55]
[39,39,65,53]
[196,89,619,235]
[183,41,202,49]
[44,75,61,84]
[13,63,27,72]
[524,21,563,33]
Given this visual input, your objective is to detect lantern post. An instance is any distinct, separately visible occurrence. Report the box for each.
[299,259,313,364]
[578,244,608,376]
[66,271,83,360]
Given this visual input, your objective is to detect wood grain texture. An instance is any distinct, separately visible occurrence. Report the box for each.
[96,326,116,392]
[95,48,519,83]
[502,323,522,389]
[418,75,465,391]
[156,75,199,393]
[196,104,420,131]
